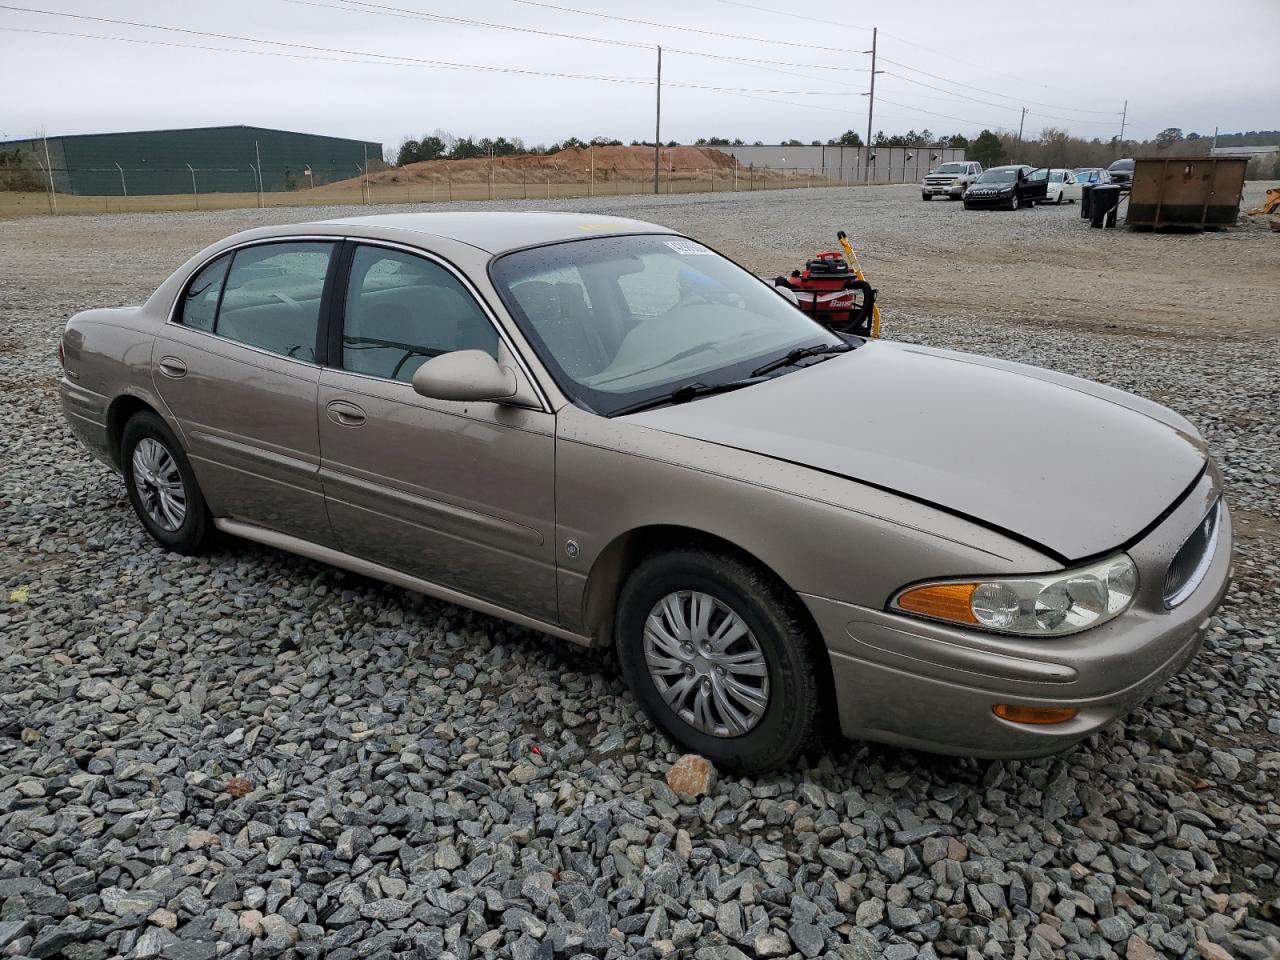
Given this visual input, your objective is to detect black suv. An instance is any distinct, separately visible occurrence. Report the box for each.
[962,165,1050,210]
[1106,158,1134,186]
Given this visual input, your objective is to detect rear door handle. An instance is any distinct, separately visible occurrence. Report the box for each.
[158,356,187,379]
[326,399,366,427]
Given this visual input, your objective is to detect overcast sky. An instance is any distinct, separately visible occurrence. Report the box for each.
[2,0,1276,152]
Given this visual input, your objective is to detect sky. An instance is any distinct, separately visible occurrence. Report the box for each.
[1,0,1277,154]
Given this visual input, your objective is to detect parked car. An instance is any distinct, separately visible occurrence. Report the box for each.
[963,165,1050,209]
[1045,169,1083,204]
[60,212,1231,773]
[921,160,983,200]
[1072,167,1112,186]
[1107,158,1135,185]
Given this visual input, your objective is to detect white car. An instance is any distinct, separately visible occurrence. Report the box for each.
[1045,169,1082,205]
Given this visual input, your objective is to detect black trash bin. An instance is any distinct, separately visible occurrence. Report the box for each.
[1090,184,1121,228]
[1080,182,1094,219]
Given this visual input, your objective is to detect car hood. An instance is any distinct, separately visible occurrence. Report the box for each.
[627,340,1206,561]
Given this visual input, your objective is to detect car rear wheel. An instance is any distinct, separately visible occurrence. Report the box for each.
[121,411,212,554]
[615,548,821,774]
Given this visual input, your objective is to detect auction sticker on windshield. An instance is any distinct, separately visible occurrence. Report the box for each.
[664,239,714,255]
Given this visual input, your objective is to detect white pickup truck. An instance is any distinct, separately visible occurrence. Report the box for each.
[921,161,984,200]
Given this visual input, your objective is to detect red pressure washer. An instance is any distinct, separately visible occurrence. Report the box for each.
[772,233,878,337]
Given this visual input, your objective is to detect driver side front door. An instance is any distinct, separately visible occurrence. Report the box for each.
[317,242,560,622]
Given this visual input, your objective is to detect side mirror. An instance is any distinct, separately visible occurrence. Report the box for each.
[411,350,517,403]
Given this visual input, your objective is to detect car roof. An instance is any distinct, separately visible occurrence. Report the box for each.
[986,164,1029,171]
[315,211,675,254]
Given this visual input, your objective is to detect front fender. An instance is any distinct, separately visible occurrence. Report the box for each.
[553,405,1056,639]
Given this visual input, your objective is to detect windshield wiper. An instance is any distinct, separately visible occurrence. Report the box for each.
[611,377,767,417]
[750,341,850,378]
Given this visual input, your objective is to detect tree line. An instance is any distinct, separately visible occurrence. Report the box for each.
[392,127,1279,177]
[963,127,1280,175]
[392,129,973,165]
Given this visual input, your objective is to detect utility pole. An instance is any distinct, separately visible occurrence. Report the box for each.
[653,45,662,195]
[41,132,57,211]
[256,140,264,207]
[1117,100,1128,156]
[863,27,880,182]
[1015,107,1027,160]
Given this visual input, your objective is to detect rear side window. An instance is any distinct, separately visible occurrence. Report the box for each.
[179,254,230,332]
[341,246,498,382]
[217,242,334,362]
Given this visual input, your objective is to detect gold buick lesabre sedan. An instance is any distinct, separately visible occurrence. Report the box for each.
[60,212,1230,773]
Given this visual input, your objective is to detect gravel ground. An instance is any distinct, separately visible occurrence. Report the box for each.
[1,185,1278,960]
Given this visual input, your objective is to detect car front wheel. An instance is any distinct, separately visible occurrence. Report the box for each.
[615,549,821,774]
[1009,194,1020,210]
[121,410,212,554]
[921,193,931,201]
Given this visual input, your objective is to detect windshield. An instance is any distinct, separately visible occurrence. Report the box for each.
[976,169,1017,183]
[1050,171,1065,182]
[934,163,966,173]
[490,234,843,416]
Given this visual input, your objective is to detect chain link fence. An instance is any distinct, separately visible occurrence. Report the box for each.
[1,162,846,217]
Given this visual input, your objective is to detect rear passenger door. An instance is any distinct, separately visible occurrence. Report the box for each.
[317,243,558,622]
[152,239,338,546]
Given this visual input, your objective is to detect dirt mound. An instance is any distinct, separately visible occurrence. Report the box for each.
[313,145,752,191]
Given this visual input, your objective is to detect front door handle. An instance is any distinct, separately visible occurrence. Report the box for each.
[326,399,366,427]
[158,356,187,379]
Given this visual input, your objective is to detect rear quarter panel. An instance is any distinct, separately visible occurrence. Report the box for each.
[60,307,168,467]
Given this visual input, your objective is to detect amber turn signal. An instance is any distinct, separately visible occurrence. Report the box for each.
[992,704,1080,725]
[895,582,979,624]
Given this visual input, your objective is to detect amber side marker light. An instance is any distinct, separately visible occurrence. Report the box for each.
[993,704,1080,725]
[896,583,979,624]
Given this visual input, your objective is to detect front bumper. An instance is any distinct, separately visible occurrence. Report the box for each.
[803,468,1232,758]
[923,181,966,197]
[963,192,1015,208]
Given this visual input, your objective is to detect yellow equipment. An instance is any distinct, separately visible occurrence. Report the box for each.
[1247,188,1280,216]
[837,231,881,338]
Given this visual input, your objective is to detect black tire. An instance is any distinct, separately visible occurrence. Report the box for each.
[1009,194,1020,211]
[121,411,212,554]
[1055,191,1064,205]
[921,193,931,201]
[615,548,821,774]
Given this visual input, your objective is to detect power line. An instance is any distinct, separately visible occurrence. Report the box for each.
[713,0,872,31]
[873,96,1013,132]
[299,0,866,74]
[881,71,1122,126]
[0,25,641,79]
[879,58,1122,116]
[0,6,865,95]
[498,0,867,54]
[711,0,1052,89]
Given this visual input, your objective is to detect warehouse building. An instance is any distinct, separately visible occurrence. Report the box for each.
[0,125,382,196]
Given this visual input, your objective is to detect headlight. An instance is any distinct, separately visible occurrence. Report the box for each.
[891,553,1138,637]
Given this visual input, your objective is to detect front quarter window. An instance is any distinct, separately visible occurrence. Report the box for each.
[490,234,843,416]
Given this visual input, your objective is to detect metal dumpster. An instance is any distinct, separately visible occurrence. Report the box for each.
[1125,156,1247,230]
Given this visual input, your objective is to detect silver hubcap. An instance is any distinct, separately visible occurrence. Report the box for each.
[643,591,770,737]
[131,438,186,532]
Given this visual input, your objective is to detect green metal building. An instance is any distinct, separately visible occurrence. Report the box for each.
[0,125,382,196]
